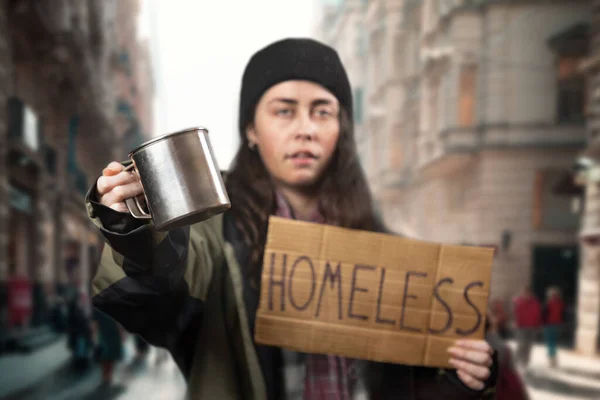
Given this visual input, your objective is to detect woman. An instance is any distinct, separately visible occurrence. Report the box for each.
[88,38,497,399]
[543,287,564,368]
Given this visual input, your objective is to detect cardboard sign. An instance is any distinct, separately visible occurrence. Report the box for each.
[254,217,495,369]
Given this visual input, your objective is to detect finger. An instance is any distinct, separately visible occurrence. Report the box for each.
[447,347,493,367]
[103,161,125,176]
[454,340,494,355]
[456,370,485,391]
[97,171,140,196]
[449,358,491,381]
[102,181,144,206]
[109,202,129,213]
[102,168,121,177]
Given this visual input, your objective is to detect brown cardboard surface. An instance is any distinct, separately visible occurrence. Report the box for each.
[254,216,495,369]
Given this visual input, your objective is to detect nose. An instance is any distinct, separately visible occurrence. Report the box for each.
[295,112,317,142]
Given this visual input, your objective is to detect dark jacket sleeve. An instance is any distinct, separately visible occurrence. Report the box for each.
[86,180,217,377]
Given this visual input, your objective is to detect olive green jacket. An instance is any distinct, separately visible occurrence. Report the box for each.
[87,194,266,399]
[86,186,497,400]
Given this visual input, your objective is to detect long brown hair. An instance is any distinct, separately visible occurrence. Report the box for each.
[226,107,385,282]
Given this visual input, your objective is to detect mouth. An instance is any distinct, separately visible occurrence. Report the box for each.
[286,150,319,160]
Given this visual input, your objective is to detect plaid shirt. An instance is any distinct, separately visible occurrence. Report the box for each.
[274,193,368,400]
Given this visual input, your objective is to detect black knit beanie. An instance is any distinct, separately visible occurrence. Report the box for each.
[238,38,353,136]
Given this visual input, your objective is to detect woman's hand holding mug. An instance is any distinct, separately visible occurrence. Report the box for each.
[96,161,144,213]
[95,128,229,230]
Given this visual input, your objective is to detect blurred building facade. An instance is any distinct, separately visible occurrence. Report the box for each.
[315,0,369,164]
[114,0,155,161]
[576,0,600,356]
[0,0,154,351]
[318,0,591,347]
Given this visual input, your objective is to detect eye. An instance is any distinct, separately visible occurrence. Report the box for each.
[275,108,293,117]
[314,108,334,118]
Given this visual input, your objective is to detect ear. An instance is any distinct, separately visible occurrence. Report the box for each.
[246,124,258,145]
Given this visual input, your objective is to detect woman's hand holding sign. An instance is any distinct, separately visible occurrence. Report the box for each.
[448,339,494,390]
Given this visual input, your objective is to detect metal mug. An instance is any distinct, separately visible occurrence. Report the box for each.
[123,127,230,231]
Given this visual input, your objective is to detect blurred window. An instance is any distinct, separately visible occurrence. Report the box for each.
[458,64,477,127]
[548,22,589,124]
[533,169,579,230]
[556,56,585,124]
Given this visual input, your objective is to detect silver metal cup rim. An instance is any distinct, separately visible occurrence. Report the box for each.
[128,126,209,157]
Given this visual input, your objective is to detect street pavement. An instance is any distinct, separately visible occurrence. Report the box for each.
[3,335,600,399]
[0,336,186,400]
[512,342,600,400]
[0,337,72,398]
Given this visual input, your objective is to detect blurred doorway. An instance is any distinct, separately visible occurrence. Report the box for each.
[532,245,579,346]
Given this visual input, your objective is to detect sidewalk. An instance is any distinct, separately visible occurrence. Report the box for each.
[0,336,186,400]
[114,352,186,400]
[510,342,600,400]
[0,336,71,398]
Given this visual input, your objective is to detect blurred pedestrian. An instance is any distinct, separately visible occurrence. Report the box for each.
[542,286,564,368]
[133,335,149,362]
[486,315,530,400]
[50,294,68,333]
[513,286,542,369]
[491,299,509,339]
[92,308,124,386]
[66,290,93,370]
[87,38,498,399]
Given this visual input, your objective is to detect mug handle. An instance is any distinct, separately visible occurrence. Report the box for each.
[122,163,152,220]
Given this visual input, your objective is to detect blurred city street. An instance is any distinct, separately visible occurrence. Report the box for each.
[0,0,599,399]
[0,336,185,400]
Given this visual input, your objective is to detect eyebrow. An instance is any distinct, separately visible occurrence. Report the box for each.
[268,98,337,107]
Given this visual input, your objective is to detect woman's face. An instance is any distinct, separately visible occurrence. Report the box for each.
[247,80,340,190]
